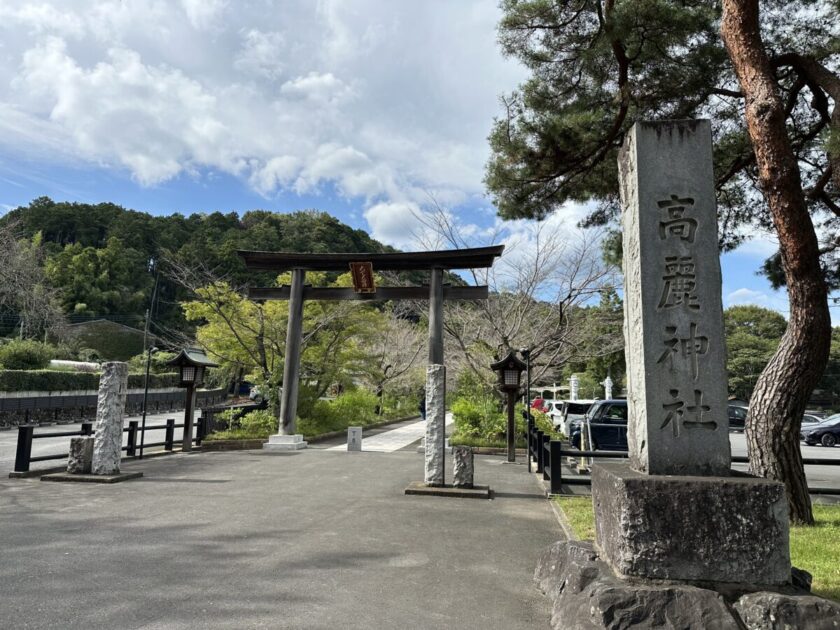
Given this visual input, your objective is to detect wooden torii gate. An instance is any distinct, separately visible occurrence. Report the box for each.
[238,246,504,448]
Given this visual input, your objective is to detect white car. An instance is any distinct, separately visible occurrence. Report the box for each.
[543,400,564,427]
[558,399,597,436]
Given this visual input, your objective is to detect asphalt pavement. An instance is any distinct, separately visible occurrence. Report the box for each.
[0,445,561,629]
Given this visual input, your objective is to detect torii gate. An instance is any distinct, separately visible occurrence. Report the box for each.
[238,246,504,452]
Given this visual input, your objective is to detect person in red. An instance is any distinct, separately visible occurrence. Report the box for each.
[531,397,544,410]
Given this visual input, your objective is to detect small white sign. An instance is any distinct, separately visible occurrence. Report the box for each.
[347,426,362,451]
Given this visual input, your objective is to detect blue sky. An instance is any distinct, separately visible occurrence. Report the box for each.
[0,0,834,324]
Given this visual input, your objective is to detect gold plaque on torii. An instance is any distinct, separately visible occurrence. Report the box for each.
[349,262,376,294]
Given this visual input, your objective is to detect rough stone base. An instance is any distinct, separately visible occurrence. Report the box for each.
[404,481,490,499]
[262,434,308,451]
[592,463,790,584]
[534,541,838,630]
[452,445,474,487]
[67,436,93,474]
[41,471,143,484]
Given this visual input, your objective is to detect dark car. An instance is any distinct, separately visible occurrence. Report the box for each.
[570,400,628,452]
[571,401,749,450]
[728,405,747,431]
[801,414,840,447]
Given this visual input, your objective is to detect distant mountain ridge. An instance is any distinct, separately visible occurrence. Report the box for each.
[0,196,399,335]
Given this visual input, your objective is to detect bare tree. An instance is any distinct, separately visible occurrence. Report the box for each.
[412,206,621,388]
[0,223,65,340]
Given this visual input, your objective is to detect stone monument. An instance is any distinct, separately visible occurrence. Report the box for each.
[591,120,790,585]
[424,364,446,486]
[92,361,129,476]
[67,436,93,474]
[532,120,840,628]
[452,445,474,488]
[347,426,362,452]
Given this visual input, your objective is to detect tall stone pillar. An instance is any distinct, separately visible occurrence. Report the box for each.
[591,120,790,586]
[619,119,730,476]
[92,362,129,475]
[569,374,579,401]
[424,364,446,486]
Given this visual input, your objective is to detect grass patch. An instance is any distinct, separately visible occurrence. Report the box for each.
[790,504,840,601]
[555,496,596,541]
[204,428,269,441]
[554,497,840,602]
[449,435,527,449]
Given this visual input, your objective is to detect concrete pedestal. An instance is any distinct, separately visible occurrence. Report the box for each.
[263,434,308,451]
[592,463,790,585]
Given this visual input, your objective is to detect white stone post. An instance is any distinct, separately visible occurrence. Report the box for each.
[92,362,129,475]
[602,376,614,400]
[424,364,446,486]
[569,375,579,401]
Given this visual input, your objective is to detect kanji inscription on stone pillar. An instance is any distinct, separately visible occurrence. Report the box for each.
[618,120,730,476]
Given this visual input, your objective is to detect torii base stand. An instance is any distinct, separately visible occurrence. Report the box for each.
[263,434,308,451]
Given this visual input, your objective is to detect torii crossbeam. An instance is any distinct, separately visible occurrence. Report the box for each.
[238,246,504,448]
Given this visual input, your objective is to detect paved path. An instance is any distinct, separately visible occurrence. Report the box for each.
[325,414,452,452]
[0,446,561,629]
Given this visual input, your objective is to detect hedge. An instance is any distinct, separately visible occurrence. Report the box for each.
[0,370,180,392]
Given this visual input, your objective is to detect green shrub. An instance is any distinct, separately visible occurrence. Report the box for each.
[240,409,278,435]
[0,339,55,370]
[127,351,177,374]
[298,388,381,437]
[451,393,560,447]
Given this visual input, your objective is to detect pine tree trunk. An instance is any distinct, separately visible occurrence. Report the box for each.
[721,0,831,525]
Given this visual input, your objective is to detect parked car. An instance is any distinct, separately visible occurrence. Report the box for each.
[543,400,565,428]
[800,414,840,447]
[556,399,596,436]
[802,413,823,426]
[570,400,628,451]
[728,405,748,431]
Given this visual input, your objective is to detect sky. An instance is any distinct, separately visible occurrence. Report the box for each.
[0,0,835,324]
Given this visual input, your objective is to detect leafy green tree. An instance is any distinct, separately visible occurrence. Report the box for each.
[488,0,838,523]
[45,237,151,321]
[724,305,787,400]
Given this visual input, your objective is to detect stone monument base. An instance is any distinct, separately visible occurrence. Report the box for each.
[41,471,143,484]
[534,540,840,630]
[592,463,790,585]
[262,434,308,451]
[404,481,491,499]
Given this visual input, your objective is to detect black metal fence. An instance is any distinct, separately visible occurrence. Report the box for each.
[13,416,210,473]
[1,388,226,427]
[528,424,840,496]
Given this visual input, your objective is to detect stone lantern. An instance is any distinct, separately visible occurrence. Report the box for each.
[167,348,218,452]
[490,350,526,462]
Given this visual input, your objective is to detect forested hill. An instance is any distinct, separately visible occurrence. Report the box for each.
[1,196,397,333]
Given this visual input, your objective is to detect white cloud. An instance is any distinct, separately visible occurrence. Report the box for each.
[180,0,228,31]
[726,288,770,306]
[234,30,286,80]
[364,201,427,249]
[0,0,526,219]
